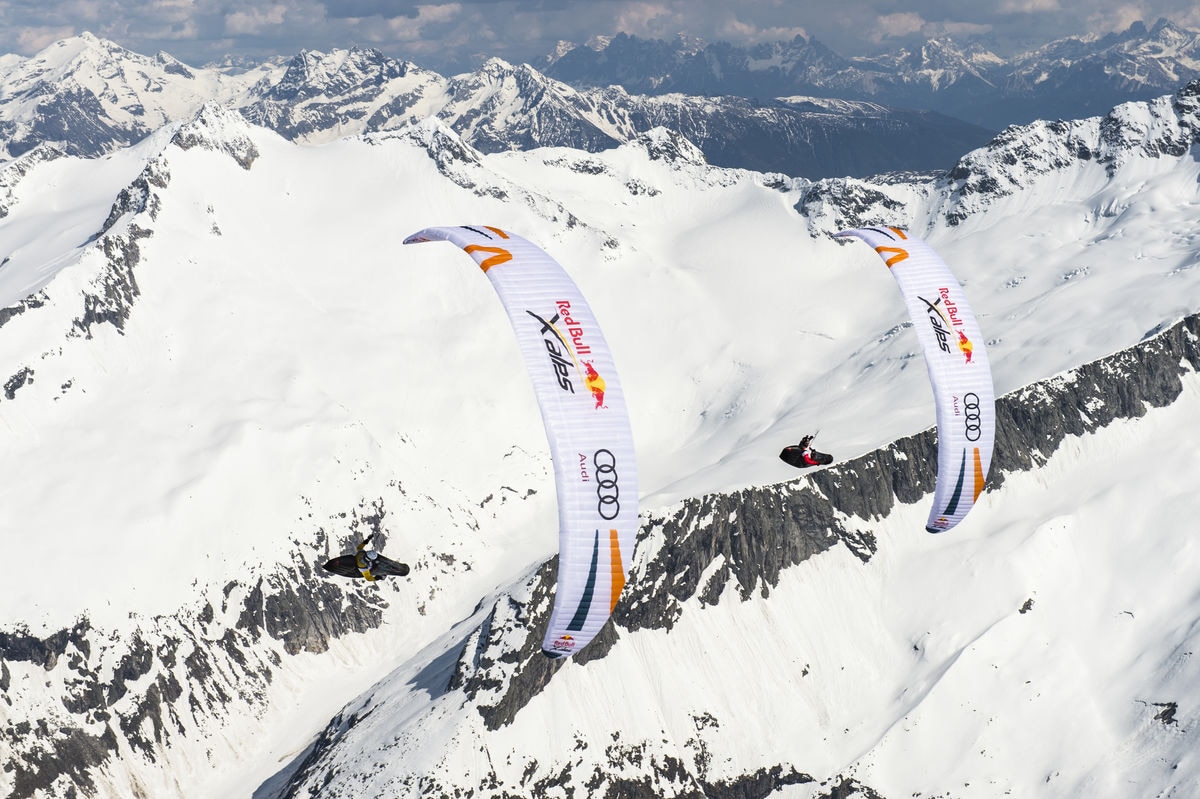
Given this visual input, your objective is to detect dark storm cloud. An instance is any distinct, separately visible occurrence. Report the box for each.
[0,0,1196,71]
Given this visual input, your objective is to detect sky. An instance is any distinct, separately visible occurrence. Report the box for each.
[1,0,1199,73]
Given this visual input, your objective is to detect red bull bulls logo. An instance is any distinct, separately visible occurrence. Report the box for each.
[956,330,974,363]
[583,361,607,408]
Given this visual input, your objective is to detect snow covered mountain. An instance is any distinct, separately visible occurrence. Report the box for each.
[542,19,1200,130]
[0,66,1198,799]
[0,32,275,158]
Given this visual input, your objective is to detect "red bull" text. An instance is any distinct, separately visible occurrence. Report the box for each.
[555,299,593,355]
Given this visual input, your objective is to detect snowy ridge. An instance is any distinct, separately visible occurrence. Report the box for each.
[792,79,1200,233]
[940,79,1200,224]
[238,47,447,143]
[0,145,65,218]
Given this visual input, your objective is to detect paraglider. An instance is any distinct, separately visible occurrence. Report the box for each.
[835,226,995,534]
[403,225,638,659]
[779,434,833,469]
[323,535,410,581]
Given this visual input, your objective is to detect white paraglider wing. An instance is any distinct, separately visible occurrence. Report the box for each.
[835,227,995,533]
[403,225,638,658]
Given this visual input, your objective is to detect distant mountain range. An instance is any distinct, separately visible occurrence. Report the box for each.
[3,22,1198,181]
[540,18,1200,130]
[0,33,992,180]
[0,24,1196,178]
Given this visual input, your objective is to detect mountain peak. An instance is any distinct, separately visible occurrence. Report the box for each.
[170,102,260,169]
[404,117,484,175]
[478,56,520,76]
[154,50,194,78]
[268,46,411,101]
[632,126,707,164]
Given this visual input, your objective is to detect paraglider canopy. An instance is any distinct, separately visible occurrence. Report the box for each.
[404,225,639,658]
[835,226,995,533]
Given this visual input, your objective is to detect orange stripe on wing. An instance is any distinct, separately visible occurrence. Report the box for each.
[482,226,510,239]
[875,246,909,267]
[609,528,625,613]
[972,447,986,502]
[463,244,513,272]
[888,227,909,240]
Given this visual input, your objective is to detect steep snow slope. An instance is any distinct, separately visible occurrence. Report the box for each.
[0,83,1197,798]
[274,363,1200,798]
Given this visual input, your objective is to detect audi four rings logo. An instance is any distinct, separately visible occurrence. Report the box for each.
[594,448,620,520]
[963,392,982,441]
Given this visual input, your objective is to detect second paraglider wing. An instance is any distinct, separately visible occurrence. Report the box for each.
[835,226,995,533]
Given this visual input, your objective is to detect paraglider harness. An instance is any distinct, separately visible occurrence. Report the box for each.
[321,534,410,581]
[355,537,381,581]
[779,434,834,469]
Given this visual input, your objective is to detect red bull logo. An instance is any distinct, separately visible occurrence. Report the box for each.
[956,330,974,363]
[583,361,606,408]
[550,634,577,654]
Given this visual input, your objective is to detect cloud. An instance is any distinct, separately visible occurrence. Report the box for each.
[225,4,288,35]
[719,19,809,43]
[713,8,808,44]
[938,21,993,39]
[1092,3,1155,34]
[16,26,77,53]
[386,7,471,44]
[996,0,1061,12]
[320,0,421,20]
[871,11,926,42]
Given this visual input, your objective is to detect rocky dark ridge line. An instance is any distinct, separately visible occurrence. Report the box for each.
[2,86,133,158]
[6,105,258,397]
[464,311,1200,720]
